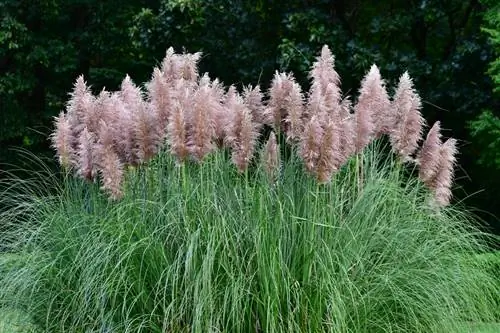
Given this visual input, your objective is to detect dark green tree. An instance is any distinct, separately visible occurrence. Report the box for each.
[469,0,500,169]
[0,0,154,166]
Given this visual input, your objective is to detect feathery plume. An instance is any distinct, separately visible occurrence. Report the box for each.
[284,81,305,143]
[147,67,172,136]
[51,111,75,169]
[180,51,202,82]
[225,93,259,172]
[307,45,342,132]
[186,74,218,161]
[316,118,341,183]
[76,127,97,181]
[101,92,133,164]
[119,73,163,164]
[210,77,225,98]
[133,103,161,164]
[161,47,182,82]
[208,78,228,146]
[119,75,148,165]
[243,84,268,127]
[306,81,341,126]
[167,83,190,163]
[417,121,442,183]
[267,72,304,138]
[355,65,391,146]
[299,115,324,174]
[87,90,111,136]
[309,45,341,103]
[66,76,93,120]
[233,106,258,173]
[390,72,425,161]
[362,65,391,136]
[430,138,458,207]
[120,75,143,110]
[217,85,239,146]
[95,121,124,200]
[161,47,201,84]
[263,131,280,184]
[355,65,389,152]
[224,85,238,107]
[66,75,95,151]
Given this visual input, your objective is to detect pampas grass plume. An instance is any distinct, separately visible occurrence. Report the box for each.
[299,115,324,174]
[391,72,425,161]
[417,121,442,183]
[186,74,218,161]
[51,111,75,169]
[243,84,267,127]
[167,82,191,163]
[96,120,124,200]
[263,131,280,184]
[225,93,259,172]
[267,72,304,138]
[147,67,172,135]
[316,118,341,183]
[354,65,390,152]
[133,103,161,164]
[309,45,341,102]
[431,138,458,207]
[76,127,97,181]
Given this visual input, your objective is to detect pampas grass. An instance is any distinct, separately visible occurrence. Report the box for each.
[1,45,496,333]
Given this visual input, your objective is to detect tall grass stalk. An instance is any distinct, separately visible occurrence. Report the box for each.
[0,143,498,332]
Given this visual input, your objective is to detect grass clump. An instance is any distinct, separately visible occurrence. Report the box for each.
[1,45,498,332]
[0,145,497,332]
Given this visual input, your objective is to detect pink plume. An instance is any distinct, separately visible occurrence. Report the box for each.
[225,92,259,172]
[186,74,218,161]
[354,65,390,152]
[390,72,425,161]
[430,138,458,207]
[232,106,258,173]
[146,67,172,136]
[263,131,280,184]
[50,111,75,169]
[96,120,124,200]
[267,72,304,138]
[161,47,201,84]
[299,115,324,174]
[103,92,133,164]
[417,121,442,183]
[316,118,341,183]
[243,84,267,127]
[76,127,97,181]
[133,103,161,164]
[66,75,95,151]
[309,45,341,104]
[119,75,146,165]
[167,83,190,163]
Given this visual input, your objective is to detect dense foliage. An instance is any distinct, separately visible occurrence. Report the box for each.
[469,0,500,170]
[1,0,499,235]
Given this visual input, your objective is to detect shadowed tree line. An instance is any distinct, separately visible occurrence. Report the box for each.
[1,0,499,237]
